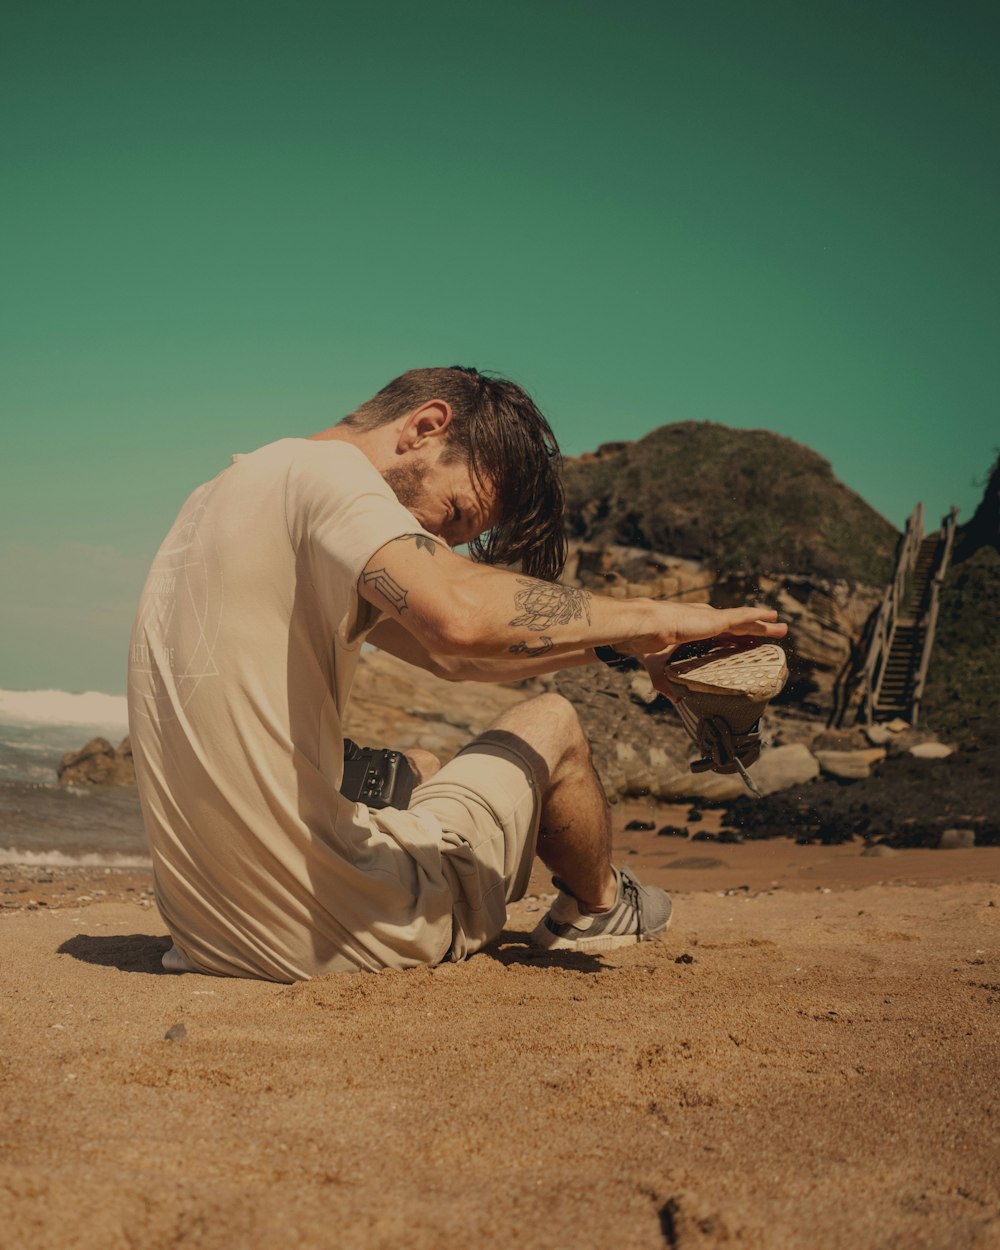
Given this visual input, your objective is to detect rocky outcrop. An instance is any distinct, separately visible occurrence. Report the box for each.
[921,453,1000,745]
[568,543,715,604]
[58,736,135,786]
[953,453,999,563]
[562,422,899,585]
[559,422,900,722]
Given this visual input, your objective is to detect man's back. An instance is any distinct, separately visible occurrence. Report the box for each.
[128,438,453,981]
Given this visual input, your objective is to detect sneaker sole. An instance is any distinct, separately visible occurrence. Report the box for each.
[666,642,788,702]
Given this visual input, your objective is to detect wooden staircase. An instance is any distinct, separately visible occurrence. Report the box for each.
[854,505,959,725]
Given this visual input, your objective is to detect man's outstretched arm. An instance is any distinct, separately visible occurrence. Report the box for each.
[358,534,786,669]
[365,617,601,683]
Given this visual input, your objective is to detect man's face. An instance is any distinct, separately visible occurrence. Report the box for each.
[383,449,497,549]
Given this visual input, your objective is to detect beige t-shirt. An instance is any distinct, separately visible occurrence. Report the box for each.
[127,439,454,980]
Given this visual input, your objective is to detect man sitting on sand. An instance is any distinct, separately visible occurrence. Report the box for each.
[127,366,786,981]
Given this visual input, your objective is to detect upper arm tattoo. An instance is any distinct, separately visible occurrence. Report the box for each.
[361,568,409,613]
[361,535,435,614]
[509,579,592,632]
[391,533,438,555]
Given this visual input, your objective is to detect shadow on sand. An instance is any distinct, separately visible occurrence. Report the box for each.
[57,929,610,977]
[58,933,173,975]
[483,926,609,974]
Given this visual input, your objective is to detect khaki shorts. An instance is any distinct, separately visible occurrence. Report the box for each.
[408,737,541,962]
[164,738,541,979]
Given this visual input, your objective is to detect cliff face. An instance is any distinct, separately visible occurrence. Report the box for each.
[922,453,1000,745]
[953,453,1000,563]
[562,422,899,585]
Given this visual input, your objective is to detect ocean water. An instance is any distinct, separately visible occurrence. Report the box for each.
[0,690,149,866]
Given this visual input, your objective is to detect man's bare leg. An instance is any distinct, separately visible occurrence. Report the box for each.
[476,693,616,912]
[403,748,442,786]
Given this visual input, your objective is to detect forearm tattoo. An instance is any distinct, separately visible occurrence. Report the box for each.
[361,568,409,613]
[510,578,591,632]
[509,636,554,657]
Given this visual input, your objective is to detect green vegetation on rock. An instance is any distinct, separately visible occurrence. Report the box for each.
[563,422,898,584]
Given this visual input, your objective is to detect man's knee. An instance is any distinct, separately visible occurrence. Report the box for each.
[527,690,579,725]
[490,692,586,772]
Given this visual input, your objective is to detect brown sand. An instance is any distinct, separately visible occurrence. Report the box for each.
[2,812,999,1250]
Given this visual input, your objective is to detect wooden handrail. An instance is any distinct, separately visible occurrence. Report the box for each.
[860,503,924,723]
[911,506,960,723]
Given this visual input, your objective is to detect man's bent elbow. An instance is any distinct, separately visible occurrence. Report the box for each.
[418,604,502,661]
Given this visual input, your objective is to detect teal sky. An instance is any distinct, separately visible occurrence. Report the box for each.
[2,0,997,694]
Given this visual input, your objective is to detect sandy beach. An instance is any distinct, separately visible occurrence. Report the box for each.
[3,806,999,1250]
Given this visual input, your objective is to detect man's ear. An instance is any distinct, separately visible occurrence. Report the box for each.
[396,401,452,452]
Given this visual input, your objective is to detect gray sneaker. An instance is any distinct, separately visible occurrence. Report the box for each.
[530,865,672,952]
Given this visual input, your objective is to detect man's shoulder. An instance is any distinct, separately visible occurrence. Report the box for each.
[240,437,372,474]
[230,439,380,492]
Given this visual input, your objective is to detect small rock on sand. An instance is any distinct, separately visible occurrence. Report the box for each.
[750,744,821,796]
[814,748,886,780]
[938,828,975,850]
[164,1022,188,1042]
[909,742,954,760]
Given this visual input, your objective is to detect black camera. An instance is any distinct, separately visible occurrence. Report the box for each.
[341,739,417,810]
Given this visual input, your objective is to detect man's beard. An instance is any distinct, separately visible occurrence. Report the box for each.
[383,462,430,512]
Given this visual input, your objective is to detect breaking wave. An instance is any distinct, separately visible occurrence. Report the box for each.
[0,689,128,728]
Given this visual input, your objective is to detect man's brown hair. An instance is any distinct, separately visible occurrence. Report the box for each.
[344,366,566,580]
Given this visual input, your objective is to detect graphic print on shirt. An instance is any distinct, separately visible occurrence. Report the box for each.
[130,481,224,722]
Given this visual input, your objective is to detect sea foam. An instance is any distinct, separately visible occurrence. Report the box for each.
[0,689,128,729]
[0,846,151,869]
